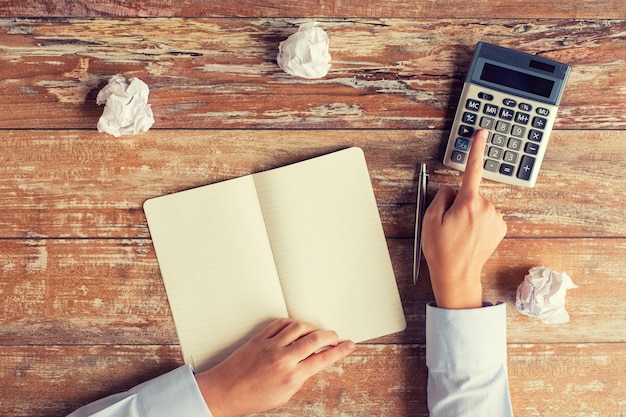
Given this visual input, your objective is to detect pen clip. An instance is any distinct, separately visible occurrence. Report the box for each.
[413,163,428,285]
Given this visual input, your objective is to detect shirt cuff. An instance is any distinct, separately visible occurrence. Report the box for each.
[426,302,507,372]
[134,364,213,417]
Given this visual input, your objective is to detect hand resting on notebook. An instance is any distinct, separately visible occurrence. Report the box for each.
[194,318,355,417]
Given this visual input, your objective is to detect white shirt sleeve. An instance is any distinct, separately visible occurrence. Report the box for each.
[66,364,213,417]
[426,302,513,417]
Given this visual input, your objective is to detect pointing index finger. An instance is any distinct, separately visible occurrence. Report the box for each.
[459,129,488,197]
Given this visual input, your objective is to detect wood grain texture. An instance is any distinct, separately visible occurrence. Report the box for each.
[0,18,625,129]
[1,344,624,417]
[1,238,624,346]
[0,130,624,239]
[1,0,625,19]
[1,4,625,416]
[0,345,184,417]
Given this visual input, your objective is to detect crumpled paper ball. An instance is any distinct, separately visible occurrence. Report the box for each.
[96,75,155,137]
[277,22,331,79]
[516,266,577,324]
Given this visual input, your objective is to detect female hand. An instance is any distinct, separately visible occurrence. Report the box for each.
[422,129,507,309]
[195,318,355,417]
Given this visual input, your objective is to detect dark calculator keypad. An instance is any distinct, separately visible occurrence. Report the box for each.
[499,108,514,120]
[450,92,553,183]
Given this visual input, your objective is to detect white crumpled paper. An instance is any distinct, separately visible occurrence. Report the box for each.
[516,266,577,324]
[96,75,154,137]
[277,22,331,79]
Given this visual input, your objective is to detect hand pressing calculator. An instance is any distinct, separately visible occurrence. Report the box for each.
[444,42,571,187]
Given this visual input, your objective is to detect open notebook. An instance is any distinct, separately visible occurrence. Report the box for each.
[144,147,406,372]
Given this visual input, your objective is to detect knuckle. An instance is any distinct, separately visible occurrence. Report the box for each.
[275,317,294,328]
[307,331,324,345]
[266,348,289,368]
[287,321,308,337]
[280,369,301,388]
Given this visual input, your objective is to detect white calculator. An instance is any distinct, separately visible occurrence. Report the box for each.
[444,42,571,187]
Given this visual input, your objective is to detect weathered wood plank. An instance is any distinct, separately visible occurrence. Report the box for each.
[1,0,625,19]
[507,343,626,417]
[0,18,624,129]
[1,343,624,417]
[0,239,177,346]
[1,238,623,345]
[0,4,623,417]
[0,345,184,417]
[0,130,624,239]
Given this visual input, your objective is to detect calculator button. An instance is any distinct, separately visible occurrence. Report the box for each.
[519,102,532,112]
[517,155,536,181]
[491,133,506,146]
[480,116,495,129]
[504,151,519,164]
[536,107,550,116]
[499,163,515,176]
[451,150,467,164]
[514,112,530,125]
[508,138,522,150]
[483,104,499,116]
[495,120,510,134]
[525,142,540,155]
[454,137,471,151]
[462,112,478,124]
[532,116,547,129]
[458,125,474,137]
[510,125,525,138]
[478,92,494,100]
[488,146,504,160]
[484,159,499,172]
[499,108,514,121]
[466,99,481,111]
[528,129,543,142]
[502,98,517,107]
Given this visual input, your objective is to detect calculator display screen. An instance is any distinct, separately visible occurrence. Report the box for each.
[480,62,554,98]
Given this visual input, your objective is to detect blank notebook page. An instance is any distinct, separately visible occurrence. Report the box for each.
[254,147,406,343]
[144,176,289,372]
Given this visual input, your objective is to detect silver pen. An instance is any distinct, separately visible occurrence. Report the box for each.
[413,163,429,285]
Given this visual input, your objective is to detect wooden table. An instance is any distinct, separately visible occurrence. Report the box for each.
[1,1,625,416]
